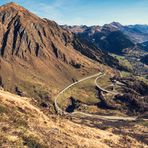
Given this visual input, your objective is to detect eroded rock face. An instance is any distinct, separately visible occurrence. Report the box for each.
[0,3,123,101]
[0,3,113,64]
[0,3,98,97]
[0,3,70,60]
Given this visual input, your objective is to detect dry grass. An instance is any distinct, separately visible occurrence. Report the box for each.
[111,54,133,71]
[58,76,99,108]
[96,75,112,88]
[0,90,146,147]
[57,74,127,116]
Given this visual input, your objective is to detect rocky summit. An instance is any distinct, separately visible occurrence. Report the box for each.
[0,2,116,101]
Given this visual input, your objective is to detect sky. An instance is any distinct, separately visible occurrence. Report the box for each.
[0,0,148,26]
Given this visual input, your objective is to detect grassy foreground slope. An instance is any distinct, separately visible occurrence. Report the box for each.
[0,90,146,148]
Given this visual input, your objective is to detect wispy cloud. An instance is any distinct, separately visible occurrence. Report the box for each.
[23,0,71,24]
[0,0,148,25]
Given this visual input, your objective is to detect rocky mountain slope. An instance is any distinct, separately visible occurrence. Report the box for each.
[0,2,121,103]
[0,3,147,147]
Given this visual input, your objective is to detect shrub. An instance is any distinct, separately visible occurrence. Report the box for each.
[0,105,7,114]
[23,136,47,148]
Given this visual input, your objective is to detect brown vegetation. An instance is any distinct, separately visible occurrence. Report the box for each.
[0,90,147,147]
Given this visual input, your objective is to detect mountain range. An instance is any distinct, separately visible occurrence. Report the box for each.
[62,22,148,75]
[63,22,148,53]
[0,2,122,104]
[0,2,147,103]
[0,2,148,147]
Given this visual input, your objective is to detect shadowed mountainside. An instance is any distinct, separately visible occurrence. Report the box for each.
[62,22,148,54]
[62,23,134,55]
[0,3,122,104]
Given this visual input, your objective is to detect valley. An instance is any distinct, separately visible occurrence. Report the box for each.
[55,71,148,118]
[0,2,147,148]
[63,22,148,80]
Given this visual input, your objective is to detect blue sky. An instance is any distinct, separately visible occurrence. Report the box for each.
[0,0,148,26]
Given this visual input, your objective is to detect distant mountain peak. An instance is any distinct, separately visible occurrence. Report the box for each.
[110,21,122,25]
[101,22,123,32]
[110,22,123,28]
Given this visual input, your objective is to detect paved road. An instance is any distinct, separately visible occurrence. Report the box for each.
[95,74,118,95]
[54,73,101,115]
[72,111,136,121]
[54,72,137,121]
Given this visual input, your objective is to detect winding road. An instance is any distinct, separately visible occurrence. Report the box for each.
[55,73,101,115]
[95,74,118,95]
[54,72,137,121]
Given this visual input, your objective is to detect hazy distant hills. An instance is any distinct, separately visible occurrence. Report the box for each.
[62,22,148,76]
[138,41,148,51]
[106,22,148,43]
[62,22,148,54]
[122,24,148,43]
